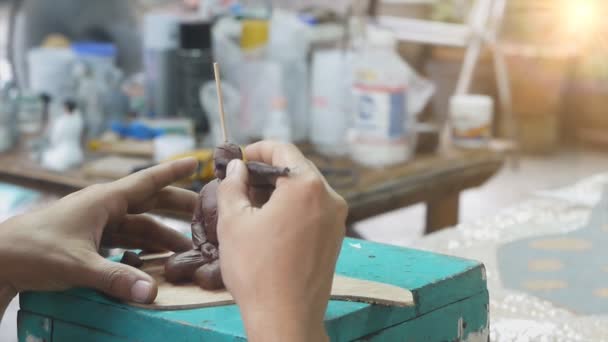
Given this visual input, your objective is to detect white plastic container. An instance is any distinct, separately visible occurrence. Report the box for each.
[0,100,16,152]
[269,10,310,142]
[154,135,196,163]
[27,47,76,100]
[310,49,352,157]
[349,27,415,167]
[449,94,493,148]
[263,97,292,143]
[17,91,44,134]
[200,81,243,145]
[143,13,180,117]
[239,61,282,141]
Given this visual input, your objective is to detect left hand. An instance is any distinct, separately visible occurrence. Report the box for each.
[0,158,198,304]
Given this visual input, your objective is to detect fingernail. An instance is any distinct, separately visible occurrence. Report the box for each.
[226,160,239,177]
[131,280,153,303]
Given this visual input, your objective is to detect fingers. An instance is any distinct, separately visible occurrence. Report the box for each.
[80,255,158,304]
[154,187,198,213]
[248,186,273,208]
[217,159,253,220]
[103,215,192,252]
[244,141,307,169]
[128,186,198,215]
[245,141,320,191]
[111,158,197,207]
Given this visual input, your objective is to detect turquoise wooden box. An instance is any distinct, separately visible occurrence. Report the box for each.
[18,238,488,341]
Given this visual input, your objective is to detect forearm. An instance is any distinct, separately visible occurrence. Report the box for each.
[0,283,17,325]
[0,219,18,324]
[240,305,328,342]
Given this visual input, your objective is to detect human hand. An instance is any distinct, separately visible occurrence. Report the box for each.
[0,158,197,304]
[217,141,348,342]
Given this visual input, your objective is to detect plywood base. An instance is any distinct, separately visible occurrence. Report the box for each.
[129,254,414,310]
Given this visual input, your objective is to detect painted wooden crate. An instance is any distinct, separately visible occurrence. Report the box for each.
[18,238,488,341]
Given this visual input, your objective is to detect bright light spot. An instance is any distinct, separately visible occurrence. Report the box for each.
[560,0,600,37]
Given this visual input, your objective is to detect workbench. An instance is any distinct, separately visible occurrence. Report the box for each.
[8,171,608,341]
[17,238,489,341]
[0,145,504,234]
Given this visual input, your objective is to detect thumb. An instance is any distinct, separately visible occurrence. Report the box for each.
[217,159,251,218]
[81,255,158,304]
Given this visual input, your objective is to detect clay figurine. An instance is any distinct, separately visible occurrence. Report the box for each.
[164,142,289,290]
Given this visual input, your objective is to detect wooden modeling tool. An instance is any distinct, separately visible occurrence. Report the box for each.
[213,62,228,143]
[129,253,414,310]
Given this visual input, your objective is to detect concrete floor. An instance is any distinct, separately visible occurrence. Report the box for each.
[2,147,608,340]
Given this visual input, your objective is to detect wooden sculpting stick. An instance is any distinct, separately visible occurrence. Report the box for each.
[213,62,228,143]
[129,254,414,310]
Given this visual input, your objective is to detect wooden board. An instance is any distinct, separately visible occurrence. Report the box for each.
[129,254,414,310]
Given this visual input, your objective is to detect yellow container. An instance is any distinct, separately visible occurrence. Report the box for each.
[240,19,269,51]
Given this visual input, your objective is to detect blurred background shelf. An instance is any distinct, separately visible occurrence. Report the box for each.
[0,142,505,234]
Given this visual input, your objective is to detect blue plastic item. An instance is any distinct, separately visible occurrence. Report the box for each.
[110,121,164,140]
[298,13,318,25]
[72,42,117,58]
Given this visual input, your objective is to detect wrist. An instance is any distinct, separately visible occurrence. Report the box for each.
[0,283,17,302]
[0,217,19,284]
[240,303,328,342]
[0,282,18,322]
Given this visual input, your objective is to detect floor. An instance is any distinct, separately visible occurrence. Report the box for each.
[2,146,608,340]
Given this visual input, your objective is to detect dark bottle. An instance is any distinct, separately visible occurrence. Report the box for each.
[178,20,214,135]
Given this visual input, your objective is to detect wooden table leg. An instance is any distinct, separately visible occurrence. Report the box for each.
[425,193,460,234]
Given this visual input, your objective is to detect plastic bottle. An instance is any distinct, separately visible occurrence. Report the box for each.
[240,61,282,141]
[349,27,416,167]
[239,19,273,140]
[232,0,272,20]
[0,83,19,152]
[263,96,292,143]
[269,10,309,142]
[17,90,44,135]
[143,13,180,118]
[27,47,75,101]
[241,19,269,59]
[310,49,352,156]
[71,42,117,84]
[74,62,105,140]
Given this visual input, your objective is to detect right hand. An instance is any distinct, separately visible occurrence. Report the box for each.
[217,141,348,342]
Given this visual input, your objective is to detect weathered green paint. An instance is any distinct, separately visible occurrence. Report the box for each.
[355,291,489,342]
[53,320,131,342]
[17,310,52,341]
[19,238,488,341]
